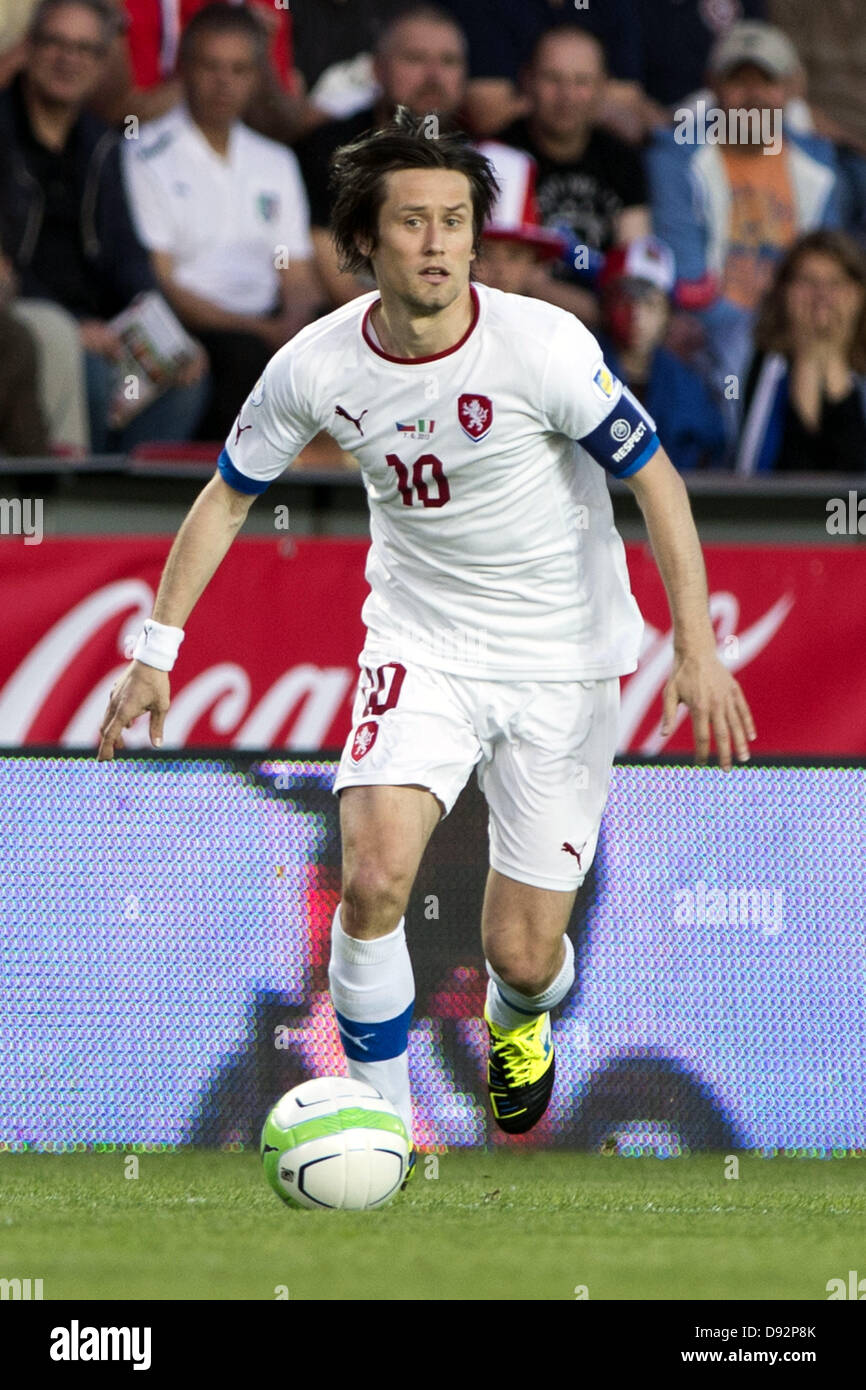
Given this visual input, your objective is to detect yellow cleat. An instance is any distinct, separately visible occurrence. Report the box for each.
[484,1006,555,1134]
[400,1146,416,1191]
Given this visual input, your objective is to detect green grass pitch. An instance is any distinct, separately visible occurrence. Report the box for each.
[1,1149,863,1301]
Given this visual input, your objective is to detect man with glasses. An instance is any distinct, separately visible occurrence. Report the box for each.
[0,0,207,450]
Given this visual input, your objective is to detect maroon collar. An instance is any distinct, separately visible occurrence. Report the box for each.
[362,284,480,364]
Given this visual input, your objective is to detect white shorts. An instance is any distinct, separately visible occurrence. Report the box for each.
[333,659,621,891]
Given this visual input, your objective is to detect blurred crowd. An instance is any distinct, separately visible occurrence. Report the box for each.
[1,0,865,470]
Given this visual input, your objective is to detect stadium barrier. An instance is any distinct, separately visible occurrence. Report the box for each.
[1,751,862,1154]
[1,534,864,752]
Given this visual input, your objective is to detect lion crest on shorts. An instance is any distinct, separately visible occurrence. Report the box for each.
[350,720,379,761]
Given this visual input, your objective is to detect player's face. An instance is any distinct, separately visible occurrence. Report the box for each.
[526,34,604,137]
[374,18,466,118]
[182,33,261,127]
[367,168,476,316]
[26,3,109,108]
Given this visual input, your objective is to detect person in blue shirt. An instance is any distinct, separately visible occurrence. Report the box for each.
[596,235,727,470]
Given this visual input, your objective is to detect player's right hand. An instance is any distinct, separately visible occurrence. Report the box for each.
[97,660,170,762]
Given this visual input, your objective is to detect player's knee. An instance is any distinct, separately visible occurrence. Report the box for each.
[492,949,559,998]
[340,863,409,936]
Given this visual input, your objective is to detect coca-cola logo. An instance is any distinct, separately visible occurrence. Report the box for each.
[618,590,794,752]
[0,572,795,751]
[0,580,355,748]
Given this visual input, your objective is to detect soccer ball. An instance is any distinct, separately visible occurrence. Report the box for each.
[260,1076,411,1211]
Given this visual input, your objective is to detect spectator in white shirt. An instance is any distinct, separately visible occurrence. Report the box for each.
[123,3,323,438]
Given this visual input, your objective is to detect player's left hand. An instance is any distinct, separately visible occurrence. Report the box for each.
[661,649,757,771]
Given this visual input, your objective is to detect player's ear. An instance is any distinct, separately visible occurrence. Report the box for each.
[355,233,374,260]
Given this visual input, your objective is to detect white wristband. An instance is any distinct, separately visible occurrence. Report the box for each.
[132,618,185,672]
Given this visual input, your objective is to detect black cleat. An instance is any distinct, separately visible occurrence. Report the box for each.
[485,1007,555,1134]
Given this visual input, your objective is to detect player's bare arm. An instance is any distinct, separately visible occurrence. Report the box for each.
[624,447,757,771]
[96,474,255,762]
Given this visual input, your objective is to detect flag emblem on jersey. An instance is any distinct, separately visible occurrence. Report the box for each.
[458,394,493,441]
[350,720,378,761]
[396,418,435,437]
[592,365,617,401]
[257,191,280,222]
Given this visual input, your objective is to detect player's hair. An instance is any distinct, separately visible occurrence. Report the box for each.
[373,3,467,59]
[28,0,120,46]
[754,229,866,374]
[526,22,607,75]
[178,2,267,67]
[329,108,500,277]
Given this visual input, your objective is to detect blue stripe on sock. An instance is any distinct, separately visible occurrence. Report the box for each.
[496,984,545,1017]
[334,1001,414,1061]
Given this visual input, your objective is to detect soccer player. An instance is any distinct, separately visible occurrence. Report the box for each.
[97,111,756,1163]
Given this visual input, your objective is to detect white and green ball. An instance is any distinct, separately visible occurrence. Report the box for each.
[260,1077,411,1211]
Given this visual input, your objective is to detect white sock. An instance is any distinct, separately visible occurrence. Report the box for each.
[328,903,415,1141]
[485,934,575,1030]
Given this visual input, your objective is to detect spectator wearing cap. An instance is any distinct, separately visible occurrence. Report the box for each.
[473,141,566,296]
[647,21,842,397]
[597,236,726,470]
[122,3,321,440]
[500,25,650,330]
[674,8,866,205]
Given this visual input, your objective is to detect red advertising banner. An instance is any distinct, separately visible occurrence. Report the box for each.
[1,536,863,753]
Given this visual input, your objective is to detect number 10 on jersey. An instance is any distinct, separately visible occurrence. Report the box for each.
[386,453,451,508]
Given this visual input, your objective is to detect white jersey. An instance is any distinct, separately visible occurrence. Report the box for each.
[123,105,313,316]
[219,283,660,679]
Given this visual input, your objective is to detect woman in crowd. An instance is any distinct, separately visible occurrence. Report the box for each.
[737,230,866,472]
